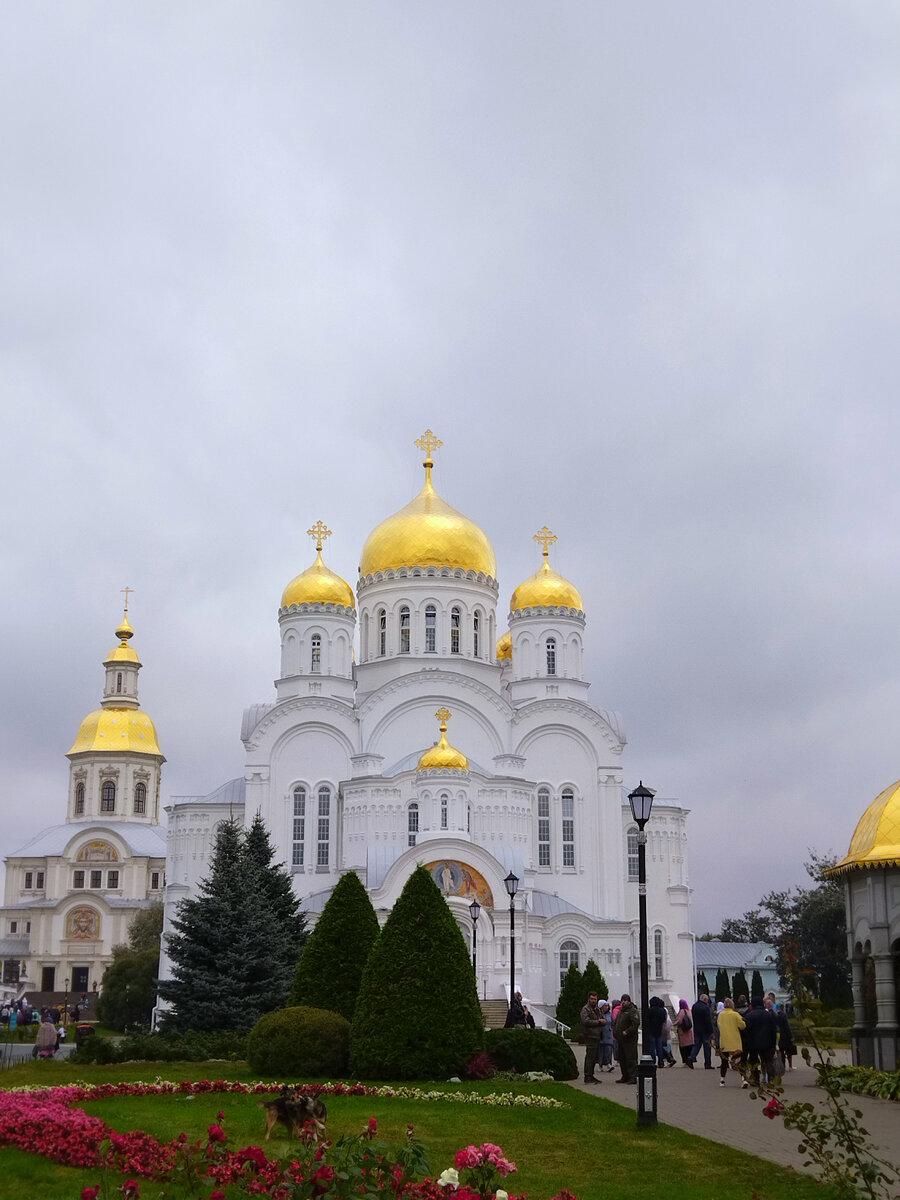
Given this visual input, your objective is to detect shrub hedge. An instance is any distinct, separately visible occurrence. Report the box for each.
[70,1028,248,1064]
[246,1005,350,1078]
[484,1027,578,1080]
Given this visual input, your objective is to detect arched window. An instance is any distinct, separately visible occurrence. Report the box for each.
[116,672,123,694]
[559,940,580,989]
[317,786,331,866]
[561,787,575,866]
[100,781,116,813]
[425,605,437,652]
[627,827,639,880]
[473,612,480,658]
[292,786,306,866]
[440,793,449,830]
[653,929,664,980]
[378,608,386,656]
[537,787,551,867]
[408,802,419,848]
[466,802,472,833]
[546,637,557,676]
[74,782,85,815]
[450,607,460,654]
[399,606,410,654]
[311,634,321,673]
[133,782,147,814]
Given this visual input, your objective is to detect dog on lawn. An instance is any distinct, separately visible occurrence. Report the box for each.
[259,1086,328,1142]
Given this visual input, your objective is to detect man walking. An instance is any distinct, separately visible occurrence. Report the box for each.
[687,994,714,1068]
[613,992,640,1084]
[581,991,606,1083]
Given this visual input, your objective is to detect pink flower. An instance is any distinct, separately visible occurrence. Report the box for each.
[763,1098,783,1120]
[81,1189,100,1200]
[364,1116,378,1139]
[121,1182,140,1199]
[207,1124,227,1143]
[455,1146,481,1170]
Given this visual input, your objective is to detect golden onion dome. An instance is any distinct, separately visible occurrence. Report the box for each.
[417,707,469,772]
[359,430,496,578]
[496,630,512,661]
[828,780,900,875]
[510,526,583,612]
[281,521,355,610]
[67,708,163,757]
[105,614,140,664]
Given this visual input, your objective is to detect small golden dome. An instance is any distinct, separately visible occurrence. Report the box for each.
[67,708,163,757]
[510,526,583,612]
[106,610,140,663]
[282,521,355,610]
[417,707,469,772]
[359,431,496,578]
[496,630,512,660]
[828,780,900,875]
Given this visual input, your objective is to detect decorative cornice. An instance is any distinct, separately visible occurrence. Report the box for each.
[243,695,358,750]
[358,565,499,594]
[357,667,511,722]
[279,601,356,619]
[509,605,585,621]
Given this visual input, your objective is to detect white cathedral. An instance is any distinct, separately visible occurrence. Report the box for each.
[2,432,694,1019]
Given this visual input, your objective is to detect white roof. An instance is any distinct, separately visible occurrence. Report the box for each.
[7,821,166,861]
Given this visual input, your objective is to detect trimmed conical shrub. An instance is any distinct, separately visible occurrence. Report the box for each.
[581,958,609,1001]
[349,866,483,1079]
[714,968,731,1002]
[290,871,380,1020]
[555,962,585,1039]
[751,969,765,999]
[732,969,750,1003]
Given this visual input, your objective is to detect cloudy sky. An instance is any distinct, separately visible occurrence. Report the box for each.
[2,4,899,932]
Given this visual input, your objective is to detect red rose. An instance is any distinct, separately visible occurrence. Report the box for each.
[81,1189,100,1200]
[207,1124,227,1143]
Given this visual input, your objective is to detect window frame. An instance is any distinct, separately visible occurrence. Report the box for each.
[310,634,322,673]
[75,782,85,814]
[100,780,116,813]
[546,636,557,676]
[317,786,331,867]
[133,782,147,814]
[292,785,306,866]
[450,607,460,654]
[425,605,437,653]
[561,787,575,867]
[408,801,419,848]
[559,939,580,989]
[537,787,551,867]
[626,827,639,881]
[399,606,410,654]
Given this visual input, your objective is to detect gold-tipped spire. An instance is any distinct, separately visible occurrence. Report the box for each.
[281,521,355,610]
[509,527,583,612]
[533,526,558,558]
[415,428,443,490]
[307,521,333,552]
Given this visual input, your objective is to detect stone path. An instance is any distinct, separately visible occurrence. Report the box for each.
[568,1046,899,1179]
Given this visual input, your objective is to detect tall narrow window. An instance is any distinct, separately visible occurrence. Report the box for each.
[378,609,386,656]
[450,607,460,654]
[408,802,419,848]
[311,635,321,673]
[399,606,410,654]
[317,786,331,866]
[537,787,551,866]
[292,786,306,866]
[116,672,123,694]
[36,871,44,890]
[467,802,471,833]
[133,782,147,814]
[546,637,557,676]
[653,929,664,979]
[90,870,102,889]
[24,872,33,889]
[107,870,119,889]
[473,613,480,658]
[561,787,575,866]
[151,871,161,890]
[440,793,449,830]
[75,782,85,814]
[73,870,85,889]
[626,828,639,880]
[559,940,580,989]
[425,605,436,652]
[101,781,116,813]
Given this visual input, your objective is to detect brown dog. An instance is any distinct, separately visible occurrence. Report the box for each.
[259,1086,328,1141]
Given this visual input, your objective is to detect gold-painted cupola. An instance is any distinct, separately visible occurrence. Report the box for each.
[281,521,355,611]
[417,708,469,772]
[828,780,900,875]
[510,527,583,613]
[359,430,496,578]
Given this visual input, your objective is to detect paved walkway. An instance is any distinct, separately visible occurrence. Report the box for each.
[568,1046,899,1179]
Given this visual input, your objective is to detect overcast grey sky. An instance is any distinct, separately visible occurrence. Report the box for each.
[2,3,899,932]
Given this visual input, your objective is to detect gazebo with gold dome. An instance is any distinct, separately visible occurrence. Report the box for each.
[826,781,900,1069]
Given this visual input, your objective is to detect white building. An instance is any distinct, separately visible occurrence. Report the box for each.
[160,431,694,1016]
[1,612,166,1004]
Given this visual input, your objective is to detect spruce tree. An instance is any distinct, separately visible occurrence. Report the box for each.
[243,811,308,1005]
[581,958,609,1001]
[714,968,730,1002]
[350,866,483,1079]
[555,962,585,1038]
[290,870,379,1019]
[732,969,750,1002]
[750,969,765,999]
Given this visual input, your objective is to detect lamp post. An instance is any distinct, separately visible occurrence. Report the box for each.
[469,897,481,978]
[628,781,657,1127]
[503,871,519,1013]
[63,976,70,1027]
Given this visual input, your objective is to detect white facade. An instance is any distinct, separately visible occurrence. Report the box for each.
[160,437,694,1016]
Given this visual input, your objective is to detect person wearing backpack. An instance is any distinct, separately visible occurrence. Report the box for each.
[674,998,694,1064]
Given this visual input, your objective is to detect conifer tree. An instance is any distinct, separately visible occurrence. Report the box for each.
[714,967,731,1002]
[750,968,765,999]
[581,958,609,1001]
[696,970,711,996]
[290,870,379,1019]
[732,969,750,1002]
[350,866,483,1079]
[243,812,308,1007]
[555,961,585,1037]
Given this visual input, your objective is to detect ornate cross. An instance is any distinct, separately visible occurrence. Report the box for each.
[120,585,134,612]
[415,429,443,462]
[307,521,332,551]
[435,706,451,727]
[533,526,557,557]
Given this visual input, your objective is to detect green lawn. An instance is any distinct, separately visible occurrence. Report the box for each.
[0,1061,835,1200]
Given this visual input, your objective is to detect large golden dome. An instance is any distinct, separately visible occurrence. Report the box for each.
[68,708,162,757]
[359,431,496,578]
[510,527,583,612]
[281,521,355,610]
[829,780,900,875]
[418,707,469,772]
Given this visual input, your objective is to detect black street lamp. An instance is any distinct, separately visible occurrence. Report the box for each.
[469,897,481,978]
[628,781,657,1128]
[503,871,519,1012]
[63,976,70,1027]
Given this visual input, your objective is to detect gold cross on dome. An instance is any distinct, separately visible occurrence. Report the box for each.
[415,429,443,463]
[435,706,451,726]
[307,521,333,551]
[120,585,134,612]
[533,526,558,557]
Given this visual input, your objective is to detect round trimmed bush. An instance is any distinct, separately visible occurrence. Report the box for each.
[484,1027,578,1080]
[247,1006,350,1077]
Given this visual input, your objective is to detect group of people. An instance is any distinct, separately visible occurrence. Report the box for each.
[581,989,796,1088]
